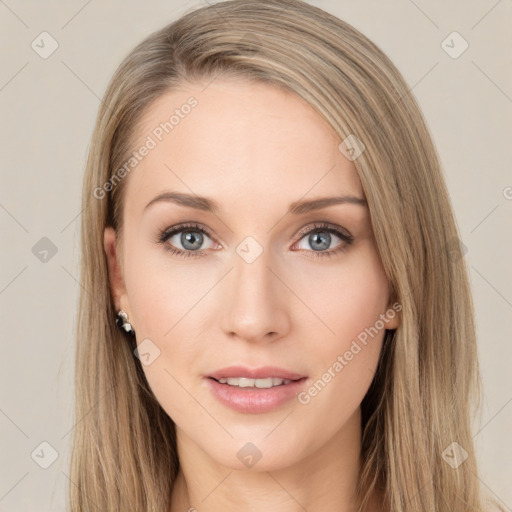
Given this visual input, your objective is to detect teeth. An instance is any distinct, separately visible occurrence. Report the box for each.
[217,377,292,388]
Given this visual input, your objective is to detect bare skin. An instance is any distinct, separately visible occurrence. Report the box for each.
[104,77,398,512]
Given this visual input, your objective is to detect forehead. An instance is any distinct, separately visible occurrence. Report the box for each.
[123,78,364,216]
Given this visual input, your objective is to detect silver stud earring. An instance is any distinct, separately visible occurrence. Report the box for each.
[116,310,135,337]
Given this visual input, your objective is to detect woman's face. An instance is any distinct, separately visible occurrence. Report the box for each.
[104,78,399,471]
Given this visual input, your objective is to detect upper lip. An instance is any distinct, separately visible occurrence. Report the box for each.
[207,366,306,381]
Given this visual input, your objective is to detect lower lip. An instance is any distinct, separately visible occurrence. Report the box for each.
[205,377,308,414]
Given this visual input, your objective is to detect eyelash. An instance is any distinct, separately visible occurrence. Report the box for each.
[154,221,354,259]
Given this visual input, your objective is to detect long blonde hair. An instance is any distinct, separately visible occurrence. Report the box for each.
[70,1,501,510]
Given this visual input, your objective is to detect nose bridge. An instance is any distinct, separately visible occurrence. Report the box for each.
[220,235,288,341]
[232,236,276,309]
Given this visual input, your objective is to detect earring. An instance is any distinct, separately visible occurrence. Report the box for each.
[116,310,135,337]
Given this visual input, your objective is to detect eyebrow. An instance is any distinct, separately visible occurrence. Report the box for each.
[144,191,367,215]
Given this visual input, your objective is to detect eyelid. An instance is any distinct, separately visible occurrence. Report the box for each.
[294,222,352,242]
[155,221,353,258]
[156,222,219,249]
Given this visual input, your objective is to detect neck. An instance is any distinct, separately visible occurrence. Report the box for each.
[170,408,372,512]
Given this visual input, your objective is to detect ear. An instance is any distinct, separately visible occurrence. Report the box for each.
[383,298,401,330]
[103,227,131,316]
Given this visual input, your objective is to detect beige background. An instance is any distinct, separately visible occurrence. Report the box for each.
[0,0,511,510]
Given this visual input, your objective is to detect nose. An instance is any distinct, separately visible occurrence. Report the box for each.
[219,248,291,344]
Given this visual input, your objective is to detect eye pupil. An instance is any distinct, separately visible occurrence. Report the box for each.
[159,222,350,259]
[182,231,203,250]
[310,231,331,251]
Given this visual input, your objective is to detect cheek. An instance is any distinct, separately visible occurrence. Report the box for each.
[121,245,219,419]
[122,236,213,338]
[290,244,389,407]
[290,241,390,346]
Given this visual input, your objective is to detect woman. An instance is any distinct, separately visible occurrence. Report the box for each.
[70,1,503,510]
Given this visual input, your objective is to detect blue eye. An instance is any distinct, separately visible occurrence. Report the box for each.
[155,222,214,259]
[293,222,354,258]
[155,221,353,259]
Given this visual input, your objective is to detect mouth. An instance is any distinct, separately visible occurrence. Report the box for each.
[208,376,306,389]
[204,366,308,413]
[207,365,307,384]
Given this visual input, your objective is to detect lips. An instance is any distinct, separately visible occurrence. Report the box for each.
[207,365,306,381]
[205,369,309,413]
